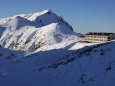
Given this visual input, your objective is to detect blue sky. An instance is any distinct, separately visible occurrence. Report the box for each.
[0,0,115,33]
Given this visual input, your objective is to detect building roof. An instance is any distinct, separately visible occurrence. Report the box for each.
[86,32,114,36]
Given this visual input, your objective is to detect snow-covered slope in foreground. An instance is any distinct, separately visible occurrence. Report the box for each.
[0,41,115,86]
[0,10,80,53]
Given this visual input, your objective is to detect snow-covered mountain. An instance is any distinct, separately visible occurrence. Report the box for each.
[0,10,81,54]
[0,10,115,86]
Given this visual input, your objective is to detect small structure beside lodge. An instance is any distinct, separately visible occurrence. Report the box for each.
[78,32,115,43]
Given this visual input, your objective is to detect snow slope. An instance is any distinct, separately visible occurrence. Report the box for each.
[0,10,81,54]
[0,41,115,86]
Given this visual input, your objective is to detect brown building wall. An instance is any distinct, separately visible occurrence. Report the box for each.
[77,34,115,43]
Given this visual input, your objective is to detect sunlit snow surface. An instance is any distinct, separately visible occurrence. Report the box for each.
[0,10,82,54]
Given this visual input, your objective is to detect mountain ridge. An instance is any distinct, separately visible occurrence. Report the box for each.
[0,10,79,53]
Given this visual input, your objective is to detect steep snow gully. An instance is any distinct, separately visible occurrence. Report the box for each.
[0,10,115,86]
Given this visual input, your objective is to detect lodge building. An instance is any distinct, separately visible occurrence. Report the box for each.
[78,32,115,43]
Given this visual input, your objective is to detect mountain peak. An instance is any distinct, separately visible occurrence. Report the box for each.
[0,10,77,52]
[40,10,53,14]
